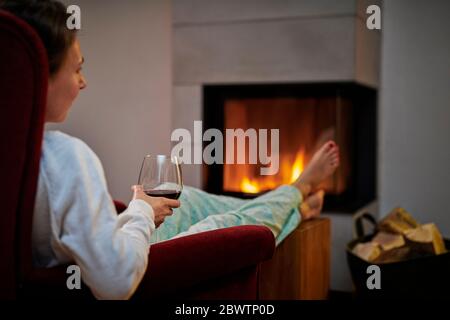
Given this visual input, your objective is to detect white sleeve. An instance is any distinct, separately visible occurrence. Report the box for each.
[42,133,154,300]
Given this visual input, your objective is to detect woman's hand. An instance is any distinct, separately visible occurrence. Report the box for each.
[131,185,180,227]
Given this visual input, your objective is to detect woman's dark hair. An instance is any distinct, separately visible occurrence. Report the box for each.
[0,0,77,75]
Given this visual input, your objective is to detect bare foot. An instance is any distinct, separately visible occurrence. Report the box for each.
[300,190,324,220]
[293,140,339,198]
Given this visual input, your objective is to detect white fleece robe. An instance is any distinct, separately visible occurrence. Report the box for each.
[32,130,155,300]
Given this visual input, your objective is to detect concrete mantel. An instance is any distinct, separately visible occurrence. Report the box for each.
[173,0,381,88]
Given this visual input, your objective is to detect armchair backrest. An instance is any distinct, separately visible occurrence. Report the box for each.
[0,10,48,299]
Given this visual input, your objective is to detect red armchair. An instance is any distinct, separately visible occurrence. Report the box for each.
[0,10,275,300]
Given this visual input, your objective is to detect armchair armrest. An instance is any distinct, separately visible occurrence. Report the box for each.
[115,200,276,298]
[133,225,275,298]
[21,225,275,300]
[113,200,127,214]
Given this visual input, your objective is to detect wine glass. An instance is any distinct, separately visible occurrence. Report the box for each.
[138,155,183,241]
[138,155,183,199]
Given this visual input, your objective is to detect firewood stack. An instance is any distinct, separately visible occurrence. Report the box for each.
[352,207,447,263]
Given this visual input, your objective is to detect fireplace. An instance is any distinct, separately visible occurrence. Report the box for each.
[203,82,377,213]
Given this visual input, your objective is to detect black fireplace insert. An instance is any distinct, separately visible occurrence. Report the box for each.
[202,82,377,213]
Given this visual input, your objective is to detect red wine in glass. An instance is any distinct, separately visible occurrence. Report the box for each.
[144,189,181,200]
[138,155,183,200]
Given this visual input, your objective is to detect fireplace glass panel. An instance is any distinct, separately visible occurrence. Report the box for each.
[203,83,377,213]
[223,97,352,196]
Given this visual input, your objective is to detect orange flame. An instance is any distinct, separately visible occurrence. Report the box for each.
[239,149,305,194]
[241,177,260,194]
[289,149,305,183]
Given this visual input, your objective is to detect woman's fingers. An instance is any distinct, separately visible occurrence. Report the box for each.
[165,198,181,208]
[130,188,180,228]
[131,185,145,200]
[131,185,144,192]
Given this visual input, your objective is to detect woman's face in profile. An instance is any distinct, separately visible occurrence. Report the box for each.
[46,39,87,123]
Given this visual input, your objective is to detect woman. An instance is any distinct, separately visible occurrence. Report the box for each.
[1,0,339,299]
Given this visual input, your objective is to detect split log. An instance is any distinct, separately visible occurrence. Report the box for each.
[373,246,412,264]
[378,207,419,234]
[367,232,409,263]
[352,242,381,262]
[372,232,405,251]
[404,223,447,255]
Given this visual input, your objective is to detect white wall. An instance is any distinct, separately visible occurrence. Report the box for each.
[379,0,450,235]
[49,0,173,202]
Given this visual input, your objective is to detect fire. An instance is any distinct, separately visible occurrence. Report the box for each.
[241,177,260,194]
[290,149,305,183]
[239,149,305,194]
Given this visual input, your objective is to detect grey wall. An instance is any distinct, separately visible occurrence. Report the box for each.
[49,0,173,202]
[379,0,450,235]
[325,0,450,291]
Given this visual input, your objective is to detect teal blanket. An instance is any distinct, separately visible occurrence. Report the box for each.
[151,185,302,246]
